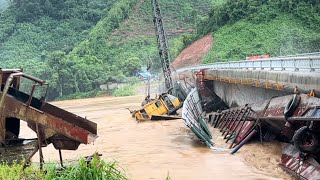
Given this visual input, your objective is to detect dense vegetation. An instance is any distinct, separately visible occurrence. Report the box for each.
[1,0,212,100]
[3,0,318,99]
[1,0,120,99]
[0,156,127,179]
[191,0,320,62]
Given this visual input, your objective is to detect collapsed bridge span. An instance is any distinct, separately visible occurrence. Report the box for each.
[176,54,320,179]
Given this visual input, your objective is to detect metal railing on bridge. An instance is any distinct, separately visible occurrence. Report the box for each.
[176,55,320,73]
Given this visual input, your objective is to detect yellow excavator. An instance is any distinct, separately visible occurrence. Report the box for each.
[129,0,186,121]
[132,93,182,121]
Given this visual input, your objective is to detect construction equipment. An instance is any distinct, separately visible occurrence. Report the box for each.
[131,93,182,121]
[152,0,172,91]
[129,0,187,121]
[151,0,187,101]
[0,69,97,166]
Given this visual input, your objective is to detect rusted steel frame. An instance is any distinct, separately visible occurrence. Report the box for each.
[236,119,260,147]
[23,146,39,169]
[214,112,227,128]
[214,112,225,128]
[278,163,308,180]
[222,110,240,134]
[226,108,251,143]
[59,149,64,167]
[221,110,239,134]
[27,83,49,106]
[211,114,217,126]
[279,151,320,180]
[220,110,236,132]
[0,70,45,85]
[258,116,285,121]
[214,109,231,128]
[0,73,2,88]
[218,110,233,129]
[0,69,22,72]
[27,83,38,106]
[36,124,44,169]
[296,105,320,117]
[222,109,242,136]
[218,111,232,129]
[261,96,320,118]
[229,108,253,148]
[231,129,257,154]
[0,72,24,143]
[211,113,221,127]
[42,103,97,134]
[288,117,320,121]
[0,72,23,107]
[259,116,320,122]
[22,74,46,85]
[217,111,228,128]
[257,104,317,121]
[43,84,49,101]
[224,108,246,138]
[6,99,96,144]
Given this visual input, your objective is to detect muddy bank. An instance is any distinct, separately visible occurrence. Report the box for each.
[19,96,291,179]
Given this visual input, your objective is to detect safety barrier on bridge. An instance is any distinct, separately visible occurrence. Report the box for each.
[176,56,320,73]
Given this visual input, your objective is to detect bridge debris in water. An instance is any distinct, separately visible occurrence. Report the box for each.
[182,81,320,179]
[182,88,213,148]
[0,69,98,166]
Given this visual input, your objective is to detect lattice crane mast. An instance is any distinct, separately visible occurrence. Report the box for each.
[151,0,173,91]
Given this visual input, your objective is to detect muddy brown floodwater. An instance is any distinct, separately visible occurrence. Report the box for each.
[20,95,291,180]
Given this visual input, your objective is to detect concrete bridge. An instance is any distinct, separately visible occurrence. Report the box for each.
[176,55,320,108]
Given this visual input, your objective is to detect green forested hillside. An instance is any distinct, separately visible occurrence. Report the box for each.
[193,0,320,62]
[2,0,319,100]
[1,0,212,100]
[1,0,120,99]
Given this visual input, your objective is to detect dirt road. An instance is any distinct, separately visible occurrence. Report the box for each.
[20,96,290,179]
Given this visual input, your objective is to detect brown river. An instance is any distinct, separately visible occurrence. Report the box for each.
[20,95,291,179]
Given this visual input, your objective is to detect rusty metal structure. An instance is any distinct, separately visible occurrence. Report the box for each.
[0,69,97,166]
[178,56,320,179]
[204,92,320,179]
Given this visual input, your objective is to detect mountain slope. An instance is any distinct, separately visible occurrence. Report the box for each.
[193,0,320,63]
[1,0,214,99]
[173,33,213,69]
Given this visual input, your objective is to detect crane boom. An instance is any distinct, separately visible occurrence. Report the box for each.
[151,0,173,91]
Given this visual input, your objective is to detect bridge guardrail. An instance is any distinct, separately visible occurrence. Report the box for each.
[176,56,320,73]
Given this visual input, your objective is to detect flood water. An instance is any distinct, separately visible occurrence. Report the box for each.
[20,95,286,179]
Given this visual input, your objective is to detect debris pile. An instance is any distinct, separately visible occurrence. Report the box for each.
[181,74,320,179]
